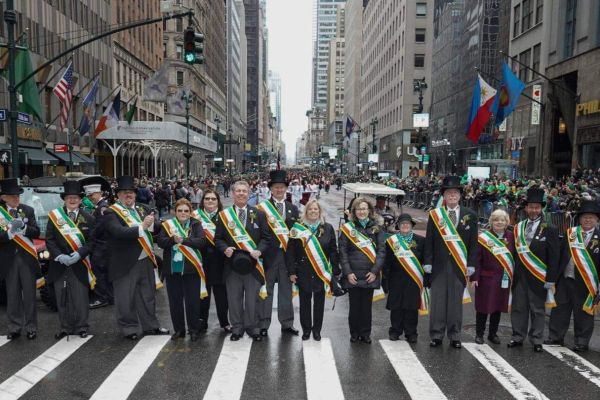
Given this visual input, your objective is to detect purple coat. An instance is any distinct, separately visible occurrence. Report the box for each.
[472,229,515,314]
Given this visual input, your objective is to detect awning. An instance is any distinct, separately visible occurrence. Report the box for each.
[468,159,519,166]
[75,152,96,165]
[48,151,95,166]
[342,183,406,196]
[22,147,59,165]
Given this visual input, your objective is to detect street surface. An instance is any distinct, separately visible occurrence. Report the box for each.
[0,188,599,399]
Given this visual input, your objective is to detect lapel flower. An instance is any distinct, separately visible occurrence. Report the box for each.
[409,241,417,249]
[317,226,324,238]
[461,215,471,225]
[591,239,599,250]
[136,205,145,218]
[370,226,380,234]
[539,223,547,236]
[18,208,25,219]
[76,214,86,226]
[249,209,256,224]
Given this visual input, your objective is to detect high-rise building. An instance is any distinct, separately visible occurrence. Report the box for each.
[268,71,282,134]
[326,4,345,127]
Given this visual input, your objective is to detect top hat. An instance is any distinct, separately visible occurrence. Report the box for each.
[231,249,254,275]
[396,213,416,227]
[61,180,84,199]
[0,178,23,195]
[576,200,600,219]
[268,170,289,187]
[440,175,463,194]
[524,187,545,206]
[115,176,137,193]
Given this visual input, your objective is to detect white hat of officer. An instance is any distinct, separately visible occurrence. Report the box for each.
[83,184,102,196]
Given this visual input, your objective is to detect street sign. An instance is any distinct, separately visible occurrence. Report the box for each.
[17,112,31,125]
[0,149,10,164]
[0,109,6,121]
[54,144,69,153]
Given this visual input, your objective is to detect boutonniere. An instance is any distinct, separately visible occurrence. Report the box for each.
[370,226,380,234]
[136,206,145,218]
[18,208,25,219]
[249,210,256,224]
[461,215,471,225]
[76,215,86,226]
[317,226,325,237]
[591,239,599,250]
[539,223,547,236]
[409,241,417,249]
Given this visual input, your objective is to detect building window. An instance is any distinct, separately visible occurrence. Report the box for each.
[176,44,182,60]
[519,49,531,82]
[414,54,425,68]
[176,71,184,86]
[532,43,541,80]
[535,0,543,24]
[416,3,427,17]
[513,4,521,37]
[415,28,426,43]
[176,18,183,32]
[565,0,577,58]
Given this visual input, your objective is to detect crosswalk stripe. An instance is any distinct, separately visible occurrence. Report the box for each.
[543,346,600,388]
[89,335,170,400]
[0,337,9,349]
[303,338,345,400]
[0,335,91,400]
[203,337,253,400]
[463,343,549,400]
[380,340,447,400]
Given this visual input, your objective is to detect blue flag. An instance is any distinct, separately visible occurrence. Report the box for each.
[346,116,356,138]
[78,77,99,135]
[490,62,525,127]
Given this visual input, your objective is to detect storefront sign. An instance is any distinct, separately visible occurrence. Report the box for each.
[531,85,541,125]
[508,136,524,151]
[431,138,450,147]
[576,100,600,116]
[17,126,42,141]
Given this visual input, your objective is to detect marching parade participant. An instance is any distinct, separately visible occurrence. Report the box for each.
[339,197,386,344]
[424,175,478,349]
[545,200,600,352]
[384,213,426,343]
[0,178,40,340]
[509,187,559,352]
[215,180,272,341]
[193,189,231,333]
[104,176,169,340]
[45,181,95,339]
[287,199,339,341]
[157,198,207,341]
[256,170,300,337]
[471,209,515,345]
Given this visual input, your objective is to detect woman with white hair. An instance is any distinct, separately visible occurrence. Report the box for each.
[471,209,515,345]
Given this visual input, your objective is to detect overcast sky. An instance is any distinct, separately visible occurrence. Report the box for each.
[266,0,313,163]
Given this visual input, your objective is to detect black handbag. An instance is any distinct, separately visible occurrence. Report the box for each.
[330,274,347,297]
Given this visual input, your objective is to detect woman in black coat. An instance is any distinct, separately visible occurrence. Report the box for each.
[339,197,386,344]
[288,199,339,341]
[194,189,231,333]
[157,198,206,341]
[384,214,425,343]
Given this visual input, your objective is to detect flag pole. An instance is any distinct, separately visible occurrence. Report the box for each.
[70,71,102,136]
[474,67,542,106]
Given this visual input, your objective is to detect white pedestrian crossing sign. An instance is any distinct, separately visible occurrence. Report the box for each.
[0,150,10,164]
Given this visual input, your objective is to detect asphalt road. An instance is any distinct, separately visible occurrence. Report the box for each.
[0,188,599,399]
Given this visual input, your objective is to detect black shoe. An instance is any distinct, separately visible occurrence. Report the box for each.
[282,327,299,336]
[507,340,523,348]
[125,333,138,340]
[406,336,418,344]
[313,332,321,341]
[230,333,242,341]
[302,332,311,340]
[55,331,69,340]
[199,319,208,332]
[543,338,564,346]
[488,335,501,345]
[430,339,442,347]
[144,327,170,336]
[361,336,372,344]
[79,331,88,339]
[475,336,484,345]
[451,340,462,349]
[389,333,400,341]
[223,325,233,334]
[533,344,543,352]
[252,334,262,342]
[6,332,21,340]
[89,300,109,309]
[171,331,185,340]
[350,335,359,343]
[26,331,36,340]
[260,328,269,337]
[573,345,589,352]
[190,333,199,342]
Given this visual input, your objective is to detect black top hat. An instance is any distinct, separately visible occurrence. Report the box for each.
[576,200,600,219]
[231,249,254,275]
[115,176,137,193]
[524,187,545,206]
[440,175,462,194]
[0,178,23,195]
[396,213,416,227]
[60,180,84,199]
[268,170,288,187]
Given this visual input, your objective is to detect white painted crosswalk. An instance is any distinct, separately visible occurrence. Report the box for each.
[203,337,253,400]
[544,345,600,389]
[303,338,345,400]
[0,337,9,349]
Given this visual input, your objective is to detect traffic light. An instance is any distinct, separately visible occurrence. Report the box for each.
[183,27,205,65]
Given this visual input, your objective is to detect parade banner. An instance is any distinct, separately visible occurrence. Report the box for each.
[567,227,599,315]
[193,209,216,246]
[289,222,333,295]
[257,200,289,251]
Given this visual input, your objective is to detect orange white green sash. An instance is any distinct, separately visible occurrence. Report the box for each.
[109,202,163,289]
[429,207,472,303]
[257,200,289,251]
[289,222,333,294]
[478,230,514,308]
[387,234,430,315]
[567,227,599,315]
[220,207,267,299]
[48,208,96,289]
[193,209,216,246]
[162,218,208,299]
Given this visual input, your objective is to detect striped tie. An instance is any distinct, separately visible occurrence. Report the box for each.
[276,202,284,216]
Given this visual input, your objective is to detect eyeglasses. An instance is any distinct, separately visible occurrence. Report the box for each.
[204,197,217,201]
[176,209,190,213]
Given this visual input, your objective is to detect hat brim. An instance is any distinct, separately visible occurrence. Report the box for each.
[524,200,546,207]
[0,188,24,196]
[268,181,289,187]
[115,187,138,193]
[79,176,112,193]
[440,186,463,194]
[60,192,85,199]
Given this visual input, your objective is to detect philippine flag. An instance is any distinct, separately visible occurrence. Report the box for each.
[94,89,121,138]
[466,74,497,143]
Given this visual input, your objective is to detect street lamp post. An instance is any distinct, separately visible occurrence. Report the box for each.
[214,115,222,174]
[183,91,193,178]
[413,78,428,173]
[370,117,379,178]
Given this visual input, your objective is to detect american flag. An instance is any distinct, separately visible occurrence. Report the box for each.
[53,62,74,131]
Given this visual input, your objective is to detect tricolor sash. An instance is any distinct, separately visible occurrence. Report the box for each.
[193,209,216,246]
[48,208,96,289]
[220,207,268,299]
[387,234,429,315]
[567,227,599,315]
[257,200,289,251]
[109,202,163,289]
[478,230,514,308]
[429,207,471,303]
[162,218,208,299]
[289,222,333,294]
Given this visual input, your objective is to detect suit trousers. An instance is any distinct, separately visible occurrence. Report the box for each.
[54,267,89,333]
[548,277,595,346]
[113,258,160,336]
[299,288,325,334]
[476,311,501,337]
[226,271,261,336]
[390,308,418,339]
[256,249,294,330]
[6,253,37,333]
[199,284,230,328]
[91,251,113,304]
[510,276,545,345]
[429,260,464,341]
[348,287,374,337]
[165,273,201,334]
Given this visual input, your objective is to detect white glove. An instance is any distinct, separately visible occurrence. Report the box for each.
[423,264,432,274]
[9,219,24,233]
[544,282,555,290]
[467,267,475,277]
[55,254,70,265]
[65,252,81,266]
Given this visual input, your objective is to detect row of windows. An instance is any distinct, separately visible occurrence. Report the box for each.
[513,0,543,38]
[516,43,542,82]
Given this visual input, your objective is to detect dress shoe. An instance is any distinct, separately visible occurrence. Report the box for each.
[350,335,359,343]
[282,327,299,336]
[230,333,242,341]
[430,339,442,347]
[125,333,139,340]
[260,328,269,337]
[533,344,543,352]
[302,333,311,340]
[488,335,501,345]
[199,319,208,332]
[475,336,484,345]
[89,300,108,309]
[144,327,170,336]
[79,331,88,339]
[361,336,372,344]
[55,331,69,340]
[543,338,564,346]
[389,333,400,341]
[573,344,589,352]
[190,333,199,342]
[6,332,21,340]
[312,332,321,341]
[223,325,233,334]
[26,331,37,340]
[451,340,462,349]
[507,340,523,348]
[171,331,185,340]
[252,334,262,342]
[406,336,418,344]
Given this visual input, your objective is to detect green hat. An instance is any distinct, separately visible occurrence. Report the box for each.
[486,185,496,193]
[498,183,507,193]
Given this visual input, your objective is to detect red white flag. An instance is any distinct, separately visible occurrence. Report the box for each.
[53,62,74,131]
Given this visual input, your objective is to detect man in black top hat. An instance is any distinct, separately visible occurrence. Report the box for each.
[424,175,478,349]
[0,178,40,340]
[545,200,600,352]
[256,170,300,336]
[103,176,169,340]
[508,187,559,352]
[45,181,95,339]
